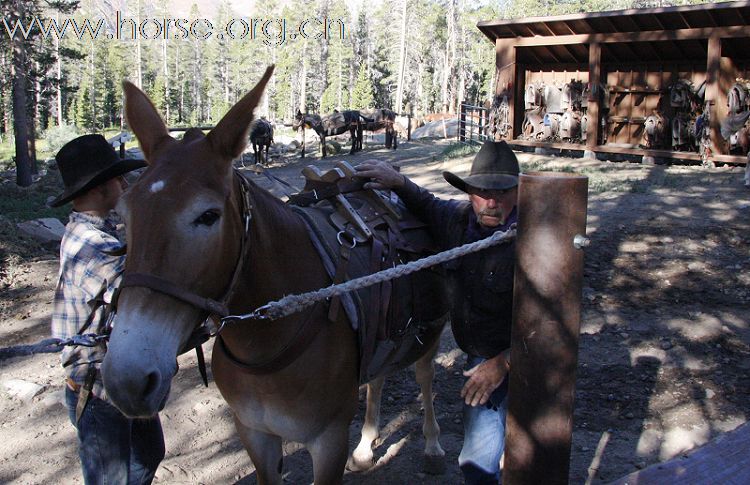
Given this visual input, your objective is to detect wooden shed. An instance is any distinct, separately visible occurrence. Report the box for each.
[477,1,750,165]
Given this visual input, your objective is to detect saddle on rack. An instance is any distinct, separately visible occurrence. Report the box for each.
[289,161,449,384]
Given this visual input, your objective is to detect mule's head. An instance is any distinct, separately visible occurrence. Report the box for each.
[101,66,274,418]
[292,109,305,131]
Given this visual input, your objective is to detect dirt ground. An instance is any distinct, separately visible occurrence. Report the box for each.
[1,137,749,484]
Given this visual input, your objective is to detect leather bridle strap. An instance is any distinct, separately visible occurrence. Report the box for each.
[120,273,229,317]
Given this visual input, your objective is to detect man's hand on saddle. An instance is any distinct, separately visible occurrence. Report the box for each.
[461,351,510,407]
[355,160,405,190]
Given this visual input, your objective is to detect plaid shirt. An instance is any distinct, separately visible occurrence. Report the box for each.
[51,211,125,400]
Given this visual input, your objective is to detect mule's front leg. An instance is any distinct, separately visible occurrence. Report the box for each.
[416,339,446,474]
[307,419,351,485]
[234,416,283,485]
[348,377,384,472]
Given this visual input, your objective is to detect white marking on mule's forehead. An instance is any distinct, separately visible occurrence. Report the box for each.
[150,180,166,193]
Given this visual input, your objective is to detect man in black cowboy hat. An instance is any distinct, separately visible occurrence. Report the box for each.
[356,140,519,484]
[50,134,165,484]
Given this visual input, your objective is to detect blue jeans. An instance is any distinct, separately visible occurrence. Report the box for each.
[458,354,509,485]
[65,387,165,485]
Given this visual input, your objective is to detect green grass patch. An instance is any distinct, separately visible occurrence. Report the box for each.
[440,142,481,160]
[0,188,69,223]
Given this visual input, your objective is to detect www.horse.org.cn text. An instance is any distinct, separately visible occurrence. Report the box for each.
[2,12,347,46]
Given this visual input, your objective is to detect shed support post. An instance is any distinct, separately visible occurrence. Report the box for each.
[503,172,589,485]
[586,42,601,156]
[495,39,517,140]
[706,34,723,162]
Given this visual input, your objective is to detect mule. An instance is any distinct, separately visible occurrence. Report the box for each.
[100,66,449,484]
[250,118,273,165]
[293,109,369,158]
[362,108,398,149]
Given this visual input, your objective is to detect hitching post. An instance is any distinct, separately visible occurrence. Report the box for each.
[503,171,589,485]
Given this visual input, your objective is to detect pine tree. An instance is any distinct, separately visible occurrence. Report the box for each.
[351,63,375,110]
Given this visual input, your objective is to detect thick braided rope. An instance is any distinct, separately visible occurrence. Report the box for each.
[0,338,64,360]
[248,227,516,321]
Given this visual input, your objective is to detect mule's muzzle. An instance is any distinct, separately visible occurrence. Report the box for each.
[102,354,176,418]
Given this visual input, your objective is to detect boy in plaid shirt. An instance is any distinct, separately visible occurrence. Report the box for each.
[50,134,164,485]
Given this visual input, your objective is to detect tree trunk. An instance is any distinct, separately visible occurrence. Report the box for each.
[90,43,97,131]
[395,0,408,114]
[163,36,170,123]
[55,12,63,126]
[136,0,143,88]
[441,0,457,113]
[299,41,308,112]
[319,1,329,103]
[176,42,183,123]
[11,17,32,186]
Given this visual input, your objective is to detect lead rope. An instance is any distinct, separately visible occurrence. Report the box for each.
[220,225,516,327]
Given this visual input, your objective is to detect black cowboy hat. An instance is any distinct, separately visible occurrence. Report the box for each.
[49,134,146,208]
[443,140,520,193]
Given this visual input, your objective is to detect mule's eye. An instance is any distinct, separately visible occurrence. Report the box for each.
[193,210,220,226]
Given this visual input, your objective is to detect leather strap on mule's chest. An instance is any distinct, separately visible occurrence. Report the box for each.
[214,303,325,374]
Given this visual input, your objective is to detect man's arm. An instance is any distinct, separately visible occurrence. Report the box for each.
[355,160,466,244]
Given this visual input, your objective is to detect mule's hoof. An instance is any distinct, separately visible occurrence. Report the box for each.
[423,454,446,475]
[347,455,374,472]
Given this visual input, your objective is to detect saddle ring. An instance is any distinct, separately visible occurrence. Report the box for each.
[336,230,357,249]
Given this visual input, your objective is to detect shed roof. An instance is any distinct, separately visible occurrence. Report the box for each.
[477,1,750,65]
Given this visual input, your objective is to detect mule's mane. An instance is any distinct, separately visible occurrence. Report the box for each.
[241,174,310,245]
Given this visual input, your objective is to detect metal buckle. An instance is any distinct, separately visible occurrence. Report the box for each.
[62,333,108,348]
[336,230,357,249]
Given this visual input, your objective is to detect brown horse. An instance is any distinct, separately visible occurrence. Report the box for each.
[293,109,370,158]
[362,108,398,149]
[100,66,448,483]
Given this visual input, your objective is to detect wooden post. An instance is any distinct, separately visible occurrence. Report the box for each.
[459,103,466,142]
[586,42,601,156]
[479,106,485,142]
[706,34,723,161]
[504,172,589,485]
[496,39,517,140]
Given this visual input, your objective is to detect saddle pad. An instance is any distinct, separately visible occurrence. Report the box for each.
[291,191,449,383]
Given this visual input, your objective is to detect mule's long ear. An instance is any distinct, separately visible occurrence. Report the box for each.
[123,81,171,163]
[207,65,274,162]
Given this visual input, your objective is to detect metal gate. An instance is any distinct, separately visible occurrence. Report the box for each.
[458,102,491,145]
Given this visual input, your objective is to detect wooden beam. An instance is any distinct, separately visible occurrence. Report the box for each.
[496,39,517,140]
[560,43,581,63]
[587,42,602,150]
[706,34,724,158]
[559,20,576,35]
[513,25,749,47]
[538,21,556,36]
[610,422,750,485]
[676,12,692,29]
[521,47,546,66]
[476,1,750,34]
[543,45,563,63]
[507,139,742,164]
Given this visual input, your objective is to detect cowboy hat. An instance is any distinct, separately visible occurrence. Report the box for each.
[49,134,146,207]
[443,140,519,193]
